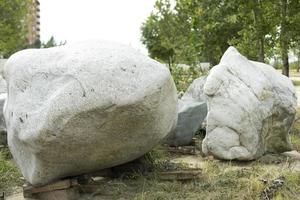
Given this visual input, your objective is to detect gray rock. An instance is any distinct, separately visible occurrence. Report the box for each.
[0,59,7,94]
[165,76,208,146]
[0,94,7,145]
[4,40,177,185]
[282,150,300,160]
[181,75,207,102]
[0,59,7,145]
[202,47,297,160]
[165,99,207,146]
[0,59,7,75]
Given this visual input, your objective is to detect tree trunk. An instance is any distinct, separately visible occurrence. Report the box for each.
[280,0,289,77]
[168,56,172,73]
[297,51,300,72]
[281,47,289,77]
[253,0,265,62]
[258,36,265,62]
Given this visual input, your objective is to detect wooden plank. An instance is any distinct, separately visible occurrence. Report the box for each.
[34,188,79,200]
[167,146,200,155]
[23,179,78,196]
[158,170,202,181]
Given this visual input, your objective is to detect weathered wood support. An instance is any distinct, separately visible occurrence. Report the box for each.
[23,179,80,200]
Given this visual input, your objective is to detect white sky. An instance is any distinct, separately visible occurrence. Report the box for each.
[39,0,156,54]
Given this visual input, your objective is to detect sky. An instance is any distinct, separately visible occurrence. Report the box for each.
[39,0,156,55]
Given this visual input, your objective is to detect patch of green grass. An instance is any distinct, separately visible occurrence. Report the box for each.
[292,80,300,86]
[291,108,300,151]
[0,148,22,192]
[273,172,300,199]
[291,134,300,151]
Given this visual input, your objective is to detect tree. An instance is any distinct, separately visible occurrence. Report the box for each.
[142,0,300,76]
[229,0,276,62]
[141,0,243,66]
[192,0,242,65]
[0,0,29,58]
[141,0,177,67]
[274,0,300,77]
[291,41,300,72]
[42,36,65,48]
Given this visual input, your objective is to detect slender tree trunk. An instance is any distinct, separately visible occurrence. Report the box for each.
[168,56,172,73]
[280,0,289,77]
[296,50,300,72]
[258,36,265,62]
[281,47,289,77]
[253,0,265,63]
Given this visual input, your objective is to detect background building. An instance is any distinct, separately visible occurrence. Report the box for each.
[27,0,40,46]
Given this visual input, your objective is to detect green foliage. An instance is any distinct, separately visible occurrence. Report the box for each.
[0,0,30,58]
[171,65,203,92]
[229,0,276,62]
[141,0,176,66]
[292,80,300,86]
[27,39,41,49]
[42,36,66,48]
[141,0,300,74]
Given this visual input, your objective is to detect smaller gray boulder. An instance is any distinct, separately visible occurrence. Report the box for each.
[165,100,207,146]
[181,75,207,102]
[0,59,7,145]
[0,93,7,145]
[165,75,208,146]
[0,59,7,94]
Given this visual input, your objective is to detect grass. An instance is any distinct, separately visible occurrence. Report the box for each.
[81,157,300,200]
[291,108,300,151]
[292,80,300,86]
[0,148,23,193]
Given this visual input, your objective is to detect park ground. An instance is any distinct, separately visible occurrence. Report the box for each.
[2,71,300,200]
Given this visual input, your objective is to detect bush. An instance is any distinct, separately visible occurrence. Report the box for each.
[170,65,205,92]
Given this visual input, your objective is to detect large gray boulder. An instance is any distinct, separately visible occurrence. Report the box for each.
[4,40,177,185]
[202,47,297,160]
[165,76,208,146]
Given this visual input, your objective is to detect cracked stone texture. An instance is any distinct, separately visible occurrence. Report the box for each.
[181,75,207,102]
[202,47,297,160]
[164,76,208,146]
[4,40,178,185]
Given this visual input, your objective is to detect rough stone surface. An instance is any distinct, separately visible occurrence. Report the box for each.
[0,59,7,74]
[181,75,207,102]
[165,99,207,146]
[0,93,7,145]
[165,76,208,146]
[4,40,177,185]
[0,59,7,145]
[202,47,297,160]
[0,59,7,94]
